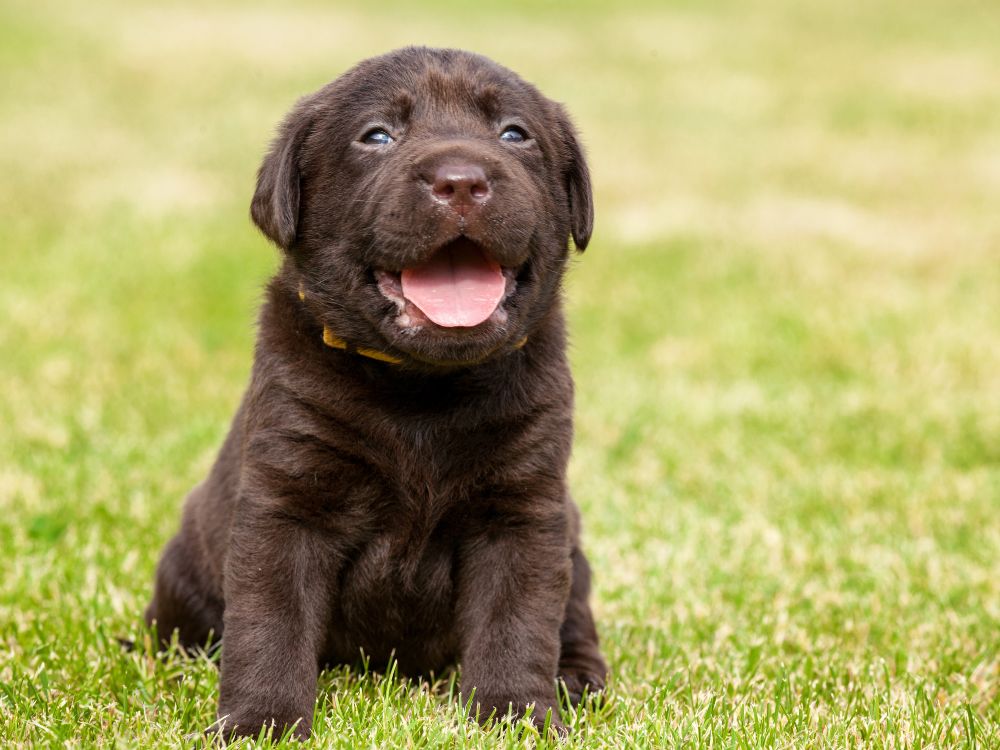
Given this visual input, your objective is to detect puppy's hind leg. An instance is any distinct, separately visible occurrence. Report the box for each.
[557,546,607,705]
[145,525,224,654]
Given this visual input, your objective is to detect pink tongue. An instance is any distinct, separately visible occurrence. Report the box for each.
[401,240,506,328]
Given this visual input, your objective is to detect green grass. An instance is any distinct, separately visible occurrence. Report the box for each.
[2,0,999,746]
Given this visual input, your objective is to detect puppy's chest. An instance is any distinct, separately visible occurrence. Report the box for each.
[334,501,468,653]
[349,504,461,592]
[326,407,524,603]
[383,420,499,486]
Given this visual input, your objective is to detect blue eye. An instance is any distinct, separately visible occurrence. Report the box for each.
[499,126,528,143]
[361,128,394,146]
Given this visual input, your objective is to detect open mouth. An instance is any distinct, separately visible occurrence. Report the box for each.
[376,238,515,330]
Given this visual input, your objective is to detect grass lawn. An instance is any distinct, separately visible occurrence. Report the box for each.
[1,0,998,746]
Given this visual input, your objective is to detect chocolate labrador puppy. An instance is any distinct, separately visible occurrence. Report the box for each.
[145,46,606,739]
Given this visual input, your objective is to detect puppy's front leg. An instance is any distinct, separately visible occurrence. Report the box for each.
[457,510,572,731]
[215,516,332,741]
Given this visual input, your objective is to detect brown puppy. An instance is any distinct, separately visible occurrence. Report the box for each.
[145,47,606,740]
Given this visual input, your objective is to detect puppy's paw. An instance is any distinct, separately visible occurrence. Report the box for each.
[465,691,566,736]
[205,712,310,743]
[557,661,607,706]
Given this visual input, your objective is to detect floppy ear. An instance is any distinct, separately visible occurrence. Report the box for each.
[250,96,317,250]
[556,106,594,251]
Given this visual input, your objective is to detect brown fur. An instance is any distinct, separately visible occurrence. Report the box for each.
[145,47,606,740]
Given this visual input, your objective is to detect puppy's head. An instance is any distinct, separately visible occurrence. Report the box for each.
[252,47,593,367]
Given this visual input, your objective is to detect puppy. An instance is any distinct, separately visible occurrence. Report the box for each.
[145,46,606,740]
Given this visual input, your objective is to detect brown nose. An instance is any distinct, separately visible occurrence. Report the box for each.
[430,163,491,211]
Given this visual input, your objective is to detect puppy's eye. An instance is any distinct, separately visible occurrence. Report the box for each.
[361,128,394,146]
[499,126,529,143]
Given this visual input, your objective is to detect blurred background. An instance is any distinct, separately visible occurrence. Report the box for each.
[1,0,998,745]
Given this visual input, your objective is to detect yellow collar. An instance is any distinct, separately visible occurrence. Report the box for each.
[321,326,405,364]
[299,283,525,365]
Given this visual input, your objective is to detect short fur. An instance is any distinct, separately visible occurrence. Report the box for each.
[145,47,606,740]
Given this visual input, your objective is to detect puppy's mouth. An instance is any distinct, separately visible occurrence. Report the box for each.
[375,238,516,331]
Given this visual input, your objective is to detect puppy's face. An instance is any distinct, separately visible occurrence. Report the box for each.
[252,47,593,366]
